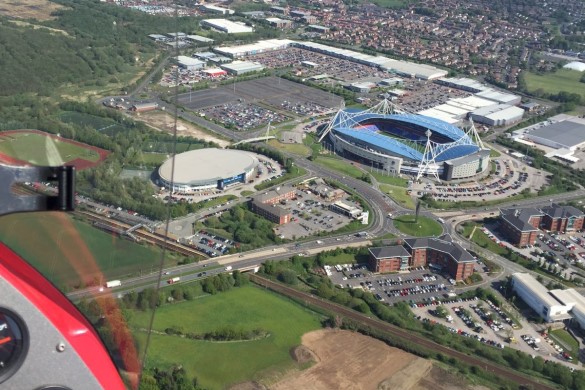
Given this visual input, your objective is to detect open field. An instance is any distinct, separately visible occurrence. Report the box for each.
[0,130,109,169]
[0,213,167,288]
[524,69,585,101]
[370,171,409,187]
[131,286,322,389]
[59,111,129,136]
[0,0,66,20]
[273,329,430,390]
[135,111,231,147]
[380,184,415,209]
[313,156,364,179]
[393,215,443,237]
[267,139,311,156]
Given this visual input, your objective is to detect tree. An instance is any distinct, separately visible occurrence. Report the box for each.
[277,269,298,285]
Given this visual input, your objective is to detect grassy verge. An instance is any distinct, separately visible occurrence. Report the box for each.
[549,329,580,361]
[370,171,409,187]
[380,184,415,209]
[267,139,311,156]
[393,215,443,237]
[132,285,322,389]
[254,166,307,191]
[313,155,364,179]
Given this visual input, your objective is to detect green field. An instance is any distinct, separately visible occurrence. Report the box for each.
[139,152,168,165]
[380,184,415,209]
[462,223,508,256]
[0,213,172,289]
[313,156,364,179]
[59,111,128,135]
[0,130,100,165]
[393,214,443,237]
[267,139,311,156]
[524,69,585,101]
[132,286,322,389]
[370,171,409,187]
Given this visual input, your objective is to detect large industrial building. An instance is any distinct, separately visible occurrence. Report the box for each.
[469,104,524,126]
[500,204,585,246]
[368,234,476,280]
[158,148,259,192]
[511,273,573,322]
[321,99,490,182]
[220,61,265,75]
[176,56,205,70]
[201,19,254,34]
[512,273,585,328]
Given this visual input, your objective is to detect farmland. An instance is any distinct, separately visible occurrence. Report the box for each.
[0,213,170,289]
[131,286,322,389]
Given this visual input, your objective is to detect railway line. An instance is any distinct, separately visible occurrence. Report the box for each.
[78,211,208,258]
[249,274,557,390]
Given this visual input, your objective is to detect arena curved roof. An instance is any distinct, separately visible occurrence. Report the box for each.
[332,111,466,142]
[334,128,423,160]
[158,148,257,186]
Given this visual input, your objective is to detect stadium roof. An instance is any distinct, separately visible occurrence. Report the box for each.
[333,111,467,141]
[527,119,585,149]
[333,127,423,161]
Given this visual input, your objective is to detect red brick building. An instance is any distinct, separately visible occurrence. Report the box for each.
[254,186,296,205]
[499,208,543,247]
[368,234,477,281]
[541,204,585,233]
[368,246,411,273]
[250,200,291,225]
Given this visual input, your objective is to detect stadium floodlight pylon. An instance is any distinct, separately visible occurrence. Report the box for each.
[417,130,441,182]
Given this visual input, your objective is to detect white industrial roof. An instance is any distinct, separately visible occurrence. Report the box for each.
[449,96,496,110]
[476,89,520,105]
[563,61,585,72]
[471,104,525,121]
[221,60,264,72]
[202,19,253,33]
[432,103,469,117]
[215,39,294,56]
[186,35,214,42]
[512,273,562,308]
[176,56,205,66]
[380,60,448,80]
[417,108,460,124]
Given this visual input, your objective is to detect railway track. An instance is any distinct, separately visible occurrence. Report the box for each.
[249,274,557,390]
[78,211,208,258]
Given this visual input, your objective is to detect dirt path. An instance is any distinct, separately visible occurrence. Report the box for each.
[134,111,231,148]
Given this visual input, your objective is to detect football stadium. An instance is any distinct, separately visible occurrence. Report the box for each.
[158,148,259,192]
[320,99,490,181]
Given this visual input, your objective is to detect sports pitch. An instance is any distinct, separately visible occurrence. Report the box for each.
[0,130,109,169]
[176,76,343,112]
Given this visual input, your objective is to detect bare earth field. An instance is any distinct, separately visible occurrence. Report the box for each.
[134,111,231,148]
[269,329,488,390]
[0,0,65,20]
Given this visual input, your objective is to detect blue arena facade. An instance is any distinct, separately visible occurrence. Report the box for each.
[325,106,491,181]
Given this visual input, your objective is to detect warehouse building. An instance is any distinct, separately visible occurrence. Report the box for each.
[436,77,487,93]
[475,89,522,106]
[214,39,294,58]
[499,208,543,247]
[468,104,524,126]
[221,60,264,75]
[130,102,158,113]
[380,60,448,80]
[185,35,214,45]
[266,17,292,28]
[194,51,232,64]
[201,19,253,34]
[368,234,476,280]
[307,25,330,33]
[511,273,573,322]
[201,4,234,15]
[522,117,585,152]
[176,56,205,70]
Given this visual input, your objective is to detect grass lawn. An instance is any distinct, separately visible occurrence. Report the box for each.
[380,184,415,209]
[462,222,508,256]
[549,329,580,361]
[370,171,409,187]
[313,156,364,179]
[132,286,322,389]
[0,213,171,289]
[524,69,585,101]
[267,139,310,156]
[0,130,100,165]
[139,152,168,165]
[489,148,501,158]
[393,214,443,237]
